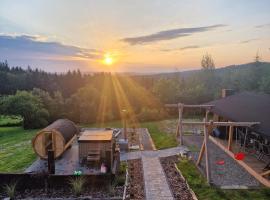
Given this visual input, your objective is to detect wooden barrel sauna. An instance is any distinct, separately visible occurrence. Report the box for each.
[32,119,79,159]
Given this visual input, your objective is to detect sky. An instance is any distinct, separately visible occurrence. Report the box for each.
[0,0,270,73]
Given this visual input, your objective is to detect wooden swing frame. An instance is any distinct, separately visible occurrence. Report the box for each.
[165,103,270,187]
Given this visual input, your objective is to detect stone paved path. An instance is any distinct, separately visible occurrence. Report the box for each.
[120,146,188,161]
[142,155,174,200]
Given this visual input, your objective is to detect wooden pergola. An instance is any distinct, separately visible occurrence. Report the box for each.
[165,103,270,187]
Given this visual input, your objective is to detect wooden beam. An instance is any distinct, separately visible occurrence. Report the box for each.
[205,110,209,121]
[204,120,213,184]
[197,111,209,166]
[63,134,76,151]
[196,140,205,166]
[178,103,184,145]
[209,135,270,187]
[261,170,270,177]
[228,125,233,151]
[182,121,260,127]
[165,104,214,108]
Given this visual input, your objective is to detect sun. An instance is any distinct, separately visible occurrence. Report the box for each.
[103,53,114,65]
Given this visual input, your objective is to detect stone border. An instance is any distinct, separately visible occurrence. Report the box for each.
[122,168,129,200]
[145,128,156,150]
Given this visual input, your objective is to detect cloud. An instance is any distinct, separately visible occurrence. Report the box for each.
[0,34,102,60]
[161,45,202,52]
[255,23,270,28]
[239,38,258,44]
[121,24,227,45]
[180,45,200,51]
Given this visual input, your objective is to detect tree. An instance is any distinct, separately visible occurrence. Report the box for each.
[67,84,100,123]
[32,88,65,122]
[201,53,215,70]
[200,53,217,99]
[153,78,181,103]
[259,74,270,94]
[254,51,261,63]
[1,91,49,129]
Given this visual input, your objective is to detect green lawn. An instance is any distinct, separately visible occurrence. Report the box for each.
[141,121,178,149]
[177,159,270,200]
[0,115,22,126]
[0,127,38,172]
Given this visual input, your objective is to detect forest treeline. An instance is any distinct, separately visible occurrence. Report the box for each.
[0,57,270,129]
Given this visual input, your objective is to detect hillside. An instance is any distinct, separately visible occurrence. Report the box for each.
[143,62,270,80]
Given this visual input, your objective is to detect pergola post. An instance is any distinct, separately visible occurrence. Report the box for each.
[228,125,234,151]
[176,103,184,145]
[196,110,209,166]
[205,120,213,184]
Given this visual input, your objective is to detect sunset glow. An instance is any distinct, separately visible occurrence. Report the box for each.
[0,0,270,73]
[103,53,114,66]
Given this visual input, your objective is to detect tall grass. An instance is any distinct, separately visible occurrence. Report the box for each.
[4,182,17,199]
[69,177,86,196]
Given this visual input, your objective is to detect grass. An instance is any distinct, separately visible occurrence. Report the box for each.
[0,118,176,172]
[3,182,17,199]
[177,158,270,200]
[141,121,178,149]
[0,115,22,127]
[69,177,86,196]
[0,126,38,172]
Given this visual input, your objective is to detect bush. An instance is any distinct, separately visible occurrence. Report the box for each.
[0,115,23,127]
[1,91,49,129]
[69,177,86,196]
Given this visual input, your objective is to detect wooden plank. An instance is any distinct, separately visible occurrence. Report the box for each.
[165,104,214,108]
[228,125,233,151]
[182,121,260,126]
[209,136,270,187]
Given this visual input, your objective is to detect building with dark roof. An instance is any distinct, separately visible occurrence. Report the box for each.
[205,92,270,140]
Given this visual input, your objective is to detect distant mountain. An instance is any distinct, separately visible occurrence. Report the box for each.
[139,62,270,79]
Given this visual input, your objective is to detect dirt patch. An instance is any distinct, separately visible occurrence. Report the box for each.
[0,174,125,199]
[126,159,145,200]
[161,156,195,200]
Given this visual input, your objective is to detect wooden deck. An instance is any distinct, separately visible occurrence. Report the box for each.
[210,136,270,187]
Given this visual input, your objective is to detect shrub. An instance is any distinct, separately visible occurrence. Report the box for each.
[1,91,49,129]
[69,177,86,196]
[4,182,17,199]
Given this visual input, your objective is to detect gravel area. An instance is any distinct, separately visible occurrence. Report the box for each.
[126,159,145,200]
[161,156,195,200]
[183,135,261,187]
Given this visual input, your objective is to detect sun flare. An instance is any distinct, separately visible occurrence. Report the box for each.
[103,53,114,65]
